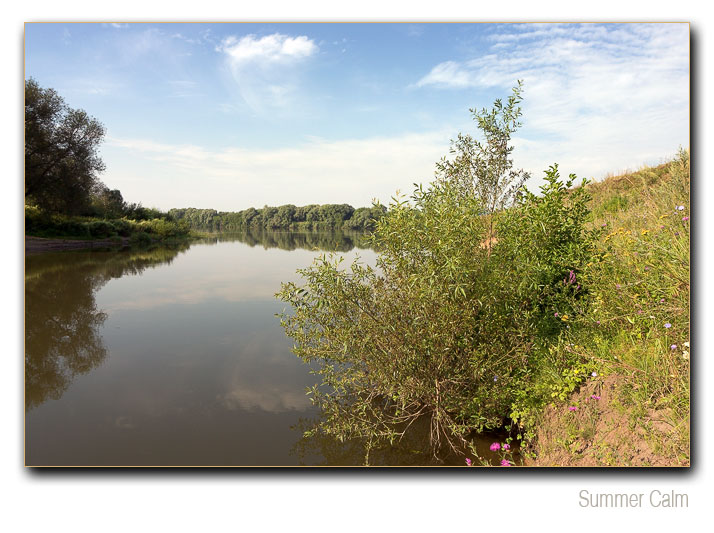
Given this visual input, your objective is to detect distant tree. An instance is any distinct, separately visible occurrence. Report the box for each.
[270,204,297,228]
[91,185,126,219]
[241,207,261,227]
[25,78,106,215]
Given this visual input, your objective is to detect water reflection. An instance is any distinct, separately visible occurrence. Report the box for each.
[25,245,188,410]
[25,233,378,465]
[291,414,519,466]
[198,227,371,252]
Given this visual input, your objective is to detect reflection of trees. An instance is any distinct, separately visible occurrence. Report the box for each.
[290,415,518,466]
[198,228,372,252]
[25,245,188,410]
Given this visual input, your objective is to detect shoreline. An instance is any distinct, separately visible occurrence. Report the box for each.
[25,235,129,254]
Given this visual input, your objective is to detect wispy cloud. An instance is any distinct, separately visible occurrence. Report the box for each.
[216,32,318,113]
[415,23,689,181]
[103,23,129,29]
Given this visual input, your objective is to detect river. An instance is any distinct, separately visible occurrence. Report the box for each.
[25,230,510,466]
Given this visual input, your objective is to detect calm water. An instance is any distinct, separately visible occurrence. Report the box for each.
[25,230,508,466]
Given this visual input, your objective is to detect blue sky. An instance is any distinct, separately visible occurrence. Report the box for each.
[25,22,689,211]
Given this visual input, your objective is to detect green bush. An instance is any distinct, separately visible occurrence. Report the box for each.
[277,84,599,459]
[129,231,152,246]
[87,220,116,238]
[110,218,133,237]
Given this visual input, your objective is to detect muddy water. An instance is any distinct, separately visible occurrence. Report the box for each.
[25,230,511,466]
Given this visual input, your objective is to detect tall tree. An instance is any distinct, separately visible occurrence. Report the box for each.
[25,78,106,215]
[436,80,530,252]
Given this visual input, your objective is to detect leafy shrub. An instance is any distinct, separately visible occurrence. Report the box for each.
[110,218,133,237]
[87,220,116,238]
[137,218,189,238]
[277,84,599,459]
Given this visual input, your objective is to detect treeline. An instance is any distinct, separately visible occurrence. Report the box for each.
[168,204,387,232]
[25,78,190,244]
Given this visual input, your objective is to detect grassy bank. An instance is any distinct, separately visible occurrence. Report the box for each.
[25,204,193,247]
[523,150,690,466]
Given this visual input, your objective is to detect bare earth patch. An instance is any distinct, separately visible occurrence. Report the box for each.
[525,375,689,467]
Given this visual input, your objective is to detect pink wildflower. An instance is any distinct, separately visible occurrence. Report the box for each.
[590,395,601,400]
[568,406,577,412]
[502,443,511,451]
[465,458,472,466]
[500,460,511,466]
[490,442,501,452]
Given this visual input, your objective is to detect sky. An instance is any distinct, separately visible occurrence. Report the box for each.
[25,22,689,212]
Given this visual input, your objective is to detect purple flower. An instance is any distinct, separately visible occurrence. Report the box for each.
[602,223,607,227]
[677,205,685,211]
[664,323,672,329]
[682,216,689,222]
[660,225,665,229]
[554,312,559,317]
[500,459,511,466]
[590,395,601,400]
[660,298,665,303]
[591,371,598,377]
[502,443,511,451]
[568,406,577,412]
[493,376,498,382]
[490,442,501,452]
[596,320,601,325]
[674,232,679,236]
[671,344,677,350]
[644,266,649,271]
[616,284,621,289]
[465,458,472,466]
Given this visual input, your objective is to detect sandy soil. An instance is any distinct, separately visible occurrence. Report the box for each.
[524,375,688,467]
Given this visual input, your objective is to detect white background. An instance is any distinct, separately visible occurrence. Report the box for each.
[3,2,709,531]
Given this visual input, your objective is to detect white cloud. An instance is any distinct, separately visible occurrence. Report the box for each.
[104,131,450,211]
[217,33,317,65]
[415,23,689,183]
[216,33,318,112]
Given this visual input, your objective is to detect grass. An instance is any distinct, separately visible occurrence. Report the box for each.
[25,205,193,244]
[526,149,690,466]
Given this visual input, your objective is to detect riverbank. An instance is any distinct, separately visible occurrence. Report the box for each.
[25,233,198,254]
[25,235,129,254]
[520,152,690,467]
